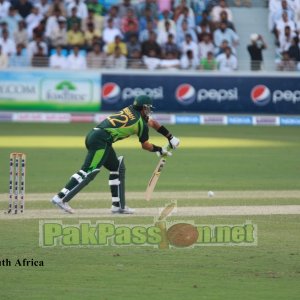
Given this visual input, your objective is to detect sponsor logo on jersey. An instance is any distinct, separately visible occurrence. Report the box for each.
[102,82,121,104]
[251,85,271,106]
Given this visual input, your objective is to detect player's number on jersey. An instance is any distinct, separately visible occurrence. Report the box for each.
[107,111,129,127]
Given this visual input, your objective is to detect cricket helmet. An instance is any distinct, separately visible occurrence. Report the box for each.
[133,95,154,116]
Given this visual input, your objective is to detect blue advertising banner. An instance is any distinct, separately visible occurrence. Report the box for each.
[101,73,300,114]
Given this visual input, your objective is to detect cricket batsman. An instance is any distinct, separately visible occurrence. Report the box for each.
[51,95,180,214]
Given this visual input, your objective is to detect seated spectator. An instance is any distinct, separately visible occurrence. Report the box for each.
[126,34,141,59]
[275,11,296,42]
[118,0,136,18]
[196,21,211,42]
[198,33,215,60]
[157,10,176,33]
[197,10,214,32]
[276,51,296,71]
[157,20,176,46]
[213,22,239,53]
[15,0,33,19]
[0,21,8,37]
[26,5,44,40]
[36,0,50,17]
[0,0,10,19]
[67,22,85,48]
[86,0,104,16]
[0,29,16,56]
[32,19,46,38]
[124,20,139,42]
[45,8,62,40]
[2,6,22,39]
[14,20,28,46]
[181,33,198,60]
[219,10,235,31]
[27,33,48,58]
[9,43,29,67]
[137,0,158,19]
[106,46,127,68]
[104,6,120,29]
[139,20,156,43]
[214,39,231,56]
[67,0,88,19]
[106,35,127,56]
[102,18,122,45]
[84,22,101,50]
[288,37,300,70]
[87,42,105,68]
[173,0,195,23]
[127,48,144,69]
[49,45,67,69]
[176,20,197,46]
[82,8,103,32]
[247,33,267,71]
[211,0,233,23]
[49,16,68,48]
[67,45,87,69]
[47,0,67,17]
[270,0,294,32]
[176,6,195,31]
[180,49,199,70]
[216,46,238,71]
[139,7,155,33]
[278,25,295,53]
[200,51,217,70]
[162,33,179,58]
[159,51,180,69]
[67,6,81,30]
[121,8,139,34]
[141,31,161,58]
[143,51,161,70]
[0,45,8,68]
[31,45,49,67]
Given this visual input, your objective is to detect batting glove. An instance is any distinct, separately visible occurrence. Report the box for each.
[168,136,180,149]
[156,146,172,157]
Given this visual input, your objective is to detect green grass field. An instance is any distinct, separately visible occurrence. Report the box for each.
[0,123,300,299]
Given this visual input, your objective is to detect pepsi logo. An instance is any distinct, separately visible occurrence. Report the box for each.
[102,82,121,103]
[175,84,196,105]
[251,85,271,106]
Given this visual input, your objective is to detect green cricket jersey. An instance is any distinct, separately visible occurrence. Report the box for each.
[96,105,149,143]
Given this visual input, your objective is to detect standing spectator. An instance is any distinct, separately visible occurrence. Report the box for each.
[180,49,199,70]
[211,0,233,23]
[49,16,68,48]
[27,33,48,58]
[247,33,267,71]
[0,29,16,56]
[82,9,103,33]
[67,0,88,20]
[26,6,43,40]
[31,44,48,67]
[67,22,85,48]
[276,51,296,71]
[198,33,215,60]
[200,51,217,70]
[9,43,29,67]
[84,22,101,50]
[14,20,28,46]
[0,45,8,68]
[0,0,10,19]
[67,45,87,69]
[288,37,300,70]
[106,45,127,68]
[36,0,50,17]
[157,20,176,46]
[67,7,81,30]
[87,42,105,68]
[121,8,139,34]
[106,35,127,56]
[15,0,33,19]
[216,46,238,71]
[49,45,67,69]
[213,22,239,53]
[118,0,135,18]
[102,18,122,44]
[176,20,197,46]
[162,33,179,58]
[181,33,198,60]
[2,7,22,39]
[104,6,120,29]
[47,0,67,17]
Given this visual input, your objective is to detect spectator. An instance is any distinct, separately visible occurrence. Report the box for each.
[200,51,217,70]
[198,33,215,60]
[126,34,141,59]
[84,22,101,50]
[157,10,176,33]
[247,33,267,71]
[162,33,179,58]
[176,20,198,46]
[141,31,161,58]
[14,20,28,46]
[127,48,143,69]
[67,7,81,30]
[118,0,135,18]
[211,0,233,22]
[180,49,199,70]
[0,29,16,56]
[173,0,195,23]
[197,10,214,32]
[0,0,10,19]
[82,8,103,33]
[0,45,8,68]
[288,37,300,70]
[9,43,29,67]
[45,8,62,39]
[47,0,66,17]
[271,0,294,32]
[15,0,33,19]
[2,6,22,39]
[31,45,48,67]
[67,45,87,69]
[196,21,211,42]
[216,46,238,71]
[176,6,195,31]
[104,6,120,29]
[137,0,158,19]
[67,0,88,20]
[26,6,43,40]
[181,33,198,60]
[102,18,122,45]
[67,22,85,48]
[293,0,300,29]
[86,0,104,16]
[276,51,296,71]
[278,25,295,53]
[124,20,139,42]
[121,8,139,34]
[213,22,239,53]
[159,51,180,69]
[87,42,105,68]
[49,45,67,68]
[106,46,127,68]
[27,33,48,58]
[157,20,176,46]
[32,19,46,39]
[275,11,296,42]
[219,10,235,31]
[139,20,156,43]
[36,0,50,17]
[106,35,127,56]
[139,7,155,33]
[49,17,68,48]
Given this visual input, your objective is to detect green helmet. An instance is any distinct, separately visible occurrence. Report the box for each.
[133,95,153,111]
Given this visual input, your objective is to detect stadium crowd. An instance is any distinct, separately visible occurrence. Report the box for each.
[0,0,298,71]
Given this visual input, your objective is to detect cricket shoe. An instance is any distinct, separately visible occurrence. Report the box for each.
[51,195,75,214]
[111,205,135,214]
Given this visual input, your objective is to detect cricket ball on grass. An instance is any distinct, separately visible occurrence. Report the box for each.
[167,223,198,247]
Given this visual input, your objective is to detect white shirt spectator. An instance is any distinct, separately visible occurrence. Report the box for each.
[276,17,296,40]
[45,15,60,38]
[143,55,161,70]
[216,52,238,71]
[27,39,48,58]
[0,0,10,19]
[278,31,296,51]
[67,53,87,70]
[0,36,16,55]
[102,27,122,44]
[36,0,50,17]
[211,3,233,22]
[180,54,198,70]
[67,0,88,19]
[198,40,215,60]
[26,8,44,39]
[50,53,67,69]
[181,39,198,60]
[157,29,176,46]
